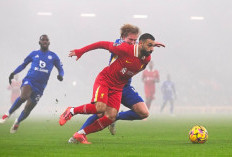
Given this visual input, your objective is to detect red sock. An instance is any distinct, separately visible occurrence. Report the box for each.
[84,115,113,135]
[73,103,97,114]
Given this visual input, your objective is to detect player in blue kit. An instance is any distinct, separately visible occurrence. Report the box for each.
[0,35,64,133]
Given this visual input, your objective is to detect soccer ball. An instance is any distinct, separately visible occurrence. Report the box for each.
[189,125,208,144]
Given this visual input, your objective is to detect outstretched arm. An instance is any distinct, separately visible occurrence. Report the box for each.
[69,41,113,61]
[9,53,32,84]
[69,41,131,61]
[54,56,64,81]
[13,54,32,74]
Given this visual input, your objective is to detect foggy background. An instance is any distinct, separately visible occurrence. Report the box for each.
[0,0,232,117]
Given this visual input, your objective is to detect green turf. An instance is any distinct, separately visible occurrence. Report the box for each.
[0,115,232,157]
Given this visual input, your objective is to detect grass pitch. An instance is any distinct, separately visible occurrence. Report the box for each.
[0,115,232,157]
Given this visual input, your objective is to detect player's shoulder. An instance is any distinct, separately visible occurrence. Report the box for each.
[31,50,39,54]
[29,50,39,56]
[113,39,133,48]
[47,50,60,58]
[113,41,131,48]
[48,50,56,55]
[114,39,123,45]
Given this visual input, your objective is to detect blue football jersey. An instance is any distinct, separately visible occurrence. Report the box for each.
[13,50,64,91]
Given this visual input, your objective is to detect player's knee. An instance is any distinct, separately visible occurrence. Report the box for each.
[141,111,149,119]
[139,111,149,119]
[16,97,26,103]
[106,114,117,121]
[105,108,118,121]
[20,93,30,101]
[95,102,107,112]
[24,103,36,113]
[132,102,149,119]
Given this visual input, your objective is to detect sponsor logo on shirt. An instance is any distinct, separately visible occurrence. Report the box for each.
[34,67,49,73]
[120,67,134,76]
[34,60,48,73]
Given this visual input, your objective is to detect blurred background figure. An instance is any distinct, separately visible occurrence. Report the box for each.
[142,61,160,110]
[160,74,176,114]
[7,74,22,104]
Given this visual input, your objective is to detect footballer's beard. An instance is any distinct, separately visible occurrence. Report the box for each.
[141,49,152,57]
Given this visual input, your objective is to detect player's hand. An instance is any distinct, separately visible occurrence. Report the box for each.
[155,41,165,48]
[9,72,14,85]
[57,75,63,81]
[69,49,82,61]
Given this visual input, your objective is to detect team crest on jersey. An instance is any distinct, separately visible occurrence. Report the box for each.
[35,55,39,58]
[48,55,52,59]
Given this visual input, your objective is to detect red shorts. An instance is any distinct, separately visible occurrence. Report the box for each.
[91,79,122,111]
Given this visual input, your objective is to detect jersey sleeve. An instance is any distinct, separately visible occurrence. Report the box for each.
[53,54,64,77]
[74,41,134,58]
[13,52,34,74]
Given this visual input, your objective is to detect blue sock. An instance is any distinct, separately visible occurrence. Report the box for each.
[79,114,99,130]
[9,97,25,115]
[17,111,26,123]
[116,110,142,120]
[17,102,36,124]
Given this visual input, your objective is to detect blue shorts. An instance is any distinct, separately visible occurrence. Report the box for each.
[21,79,43,104]
[121,85,144,109]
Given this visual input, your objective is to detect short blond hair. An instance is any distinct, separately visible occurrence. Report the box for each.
[120,24,140,38]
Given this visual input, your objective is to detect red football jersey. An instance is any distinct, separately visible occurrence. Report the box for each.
[142,69,159,86]
[76,41,151,90]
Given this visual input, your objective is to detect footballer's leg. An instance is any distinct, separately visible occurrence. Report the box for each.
[59,102,106,126]
[79,114,99,130]
[108,86,149,135]
[68,113,103,143]
[119,86,148,119]
[145,97,152,110]
[10,98,37,134]
[0,85,31,124]
[169,99,174,114]
[72,90,120,144]
[68,102,112,144]
[59,82,108,126]
[10,90,40,133]
[160,99,168,113]
[74,105,117,144]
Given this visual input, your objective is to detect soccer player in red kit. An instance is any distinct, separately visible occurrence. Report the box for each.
[59,33,165,144]
[142,61,160,109]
